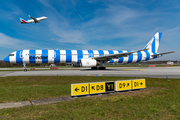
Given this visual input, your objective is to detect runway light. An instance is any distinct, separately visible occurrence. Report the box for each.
[166,76,168,81]
[96,74,97,77]
[57,74,58,77]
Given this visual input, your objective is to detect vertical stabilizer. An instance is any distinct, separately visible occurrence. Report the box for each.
[144,32,162,54]
[19,17,27,23]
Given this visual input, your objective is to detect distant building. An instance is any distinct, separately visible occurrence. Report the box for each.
[167,61,174,65]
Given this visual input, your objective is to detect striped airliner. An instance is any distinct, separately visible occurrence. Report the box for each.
[3,32,175,71]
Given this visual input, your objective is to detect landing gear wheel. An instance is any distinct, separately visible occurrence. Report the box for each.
[91,67,98,70]
[23,63,27,72]
[99,67,106,70]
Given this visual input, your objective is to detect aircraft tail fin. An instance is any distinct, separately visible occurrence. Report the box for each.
[143,32,162,54]
[19,17,27,23]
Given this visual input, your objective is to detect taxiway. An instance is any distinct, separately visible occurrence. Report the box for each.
[0,67,180,78]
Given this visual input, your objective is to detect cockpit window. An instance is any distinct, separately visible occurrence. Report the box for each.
[9,54,14,56]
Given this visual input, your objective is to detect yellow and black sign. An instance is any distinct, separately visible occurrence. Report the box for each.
[105,82,114,92]
[90,82,105,94]
[131,79,146,89]
[71,79,146,96]
[115,80,132,91]
[71,83,89,96]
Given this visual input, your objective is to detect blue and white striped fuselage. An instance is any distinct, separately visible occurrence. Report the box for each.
[5,50,156,64]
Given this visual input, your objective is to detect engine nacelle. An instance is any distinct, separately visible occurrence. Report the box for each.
[80,58,98,67]
[72,63,81,67]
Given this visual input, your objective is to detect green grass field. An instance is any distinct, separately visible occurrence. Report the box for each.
[0,76,180,119]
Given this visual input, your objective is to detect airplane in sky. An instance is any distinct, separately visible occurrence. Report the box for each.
[3,32,175,71]
[20,15,47,24]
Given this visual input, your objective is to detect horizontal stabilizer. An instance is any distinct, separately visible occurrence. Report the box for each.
[151,51,176,56]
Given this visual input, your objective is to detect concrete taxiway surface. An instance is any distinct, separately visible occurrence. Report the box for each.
[0,67,180,78]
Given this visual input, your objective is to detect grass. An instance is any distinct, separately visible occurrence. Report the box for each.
[0,76,180,119]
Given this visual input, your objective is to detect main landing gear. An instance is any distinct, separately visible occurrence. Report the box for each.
[91,61,106,70]
[91,67,106,70]
[23,63,27,72]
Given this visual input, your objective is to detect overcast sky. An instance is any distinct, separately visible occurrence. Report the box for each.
[0,0,179,60]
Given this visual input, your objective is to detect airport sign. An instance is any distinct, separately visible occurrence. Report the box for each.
[71,83,89,96]
[115,80,132,91]
[89,82,105,94]
[105,81,114,92]
[131,79,146,89]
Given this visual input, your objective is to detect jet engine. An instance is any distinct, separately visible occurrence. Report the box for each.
[80,58,98,67]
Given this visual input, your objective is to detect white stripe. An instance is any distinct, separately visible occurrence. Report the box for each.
[93,50,99,57]
[48,50,54,63]
[103,50,109,56]
[141,51,147,62]
[71,50,77,63]
[82,50,88,58]
[113,50,119,63]
[122,51,128,63]
[155,33,159,53]
[23,50,29,63]
[132,53,138,63]
[60,50,66,63]
[36,50,42,63]
[10,51,16,63]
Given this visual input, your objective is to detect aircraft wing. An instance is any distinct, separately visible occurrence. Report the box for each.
[28,15,38,23]
[93,49,148,61]
[151,51,176,57]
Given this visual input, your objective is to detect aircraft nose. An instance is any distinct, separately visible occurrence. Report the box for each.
[3,56,10,63]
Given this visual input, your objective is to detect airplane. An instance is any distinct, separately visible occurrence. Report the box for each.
[3,32,175,71]
[20,15,47,24]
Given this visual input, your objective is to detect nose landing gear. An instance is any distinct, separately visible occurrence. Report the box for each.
[23,63,27,72]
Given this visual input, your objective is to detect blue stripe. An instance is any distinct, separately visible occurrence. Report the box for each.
[108,50,114,54]
[118,50,123,63]
[127,50,133,63]
[98,50,104,56]
[29,50,36,63]
[136,52,142,62]
[145,50,150,61]
[159,32,162,43]
[152,36,155,54]
[66,50,72,63]
[42,50,48,63]
[109,60,114,63]
[54,50,60,63]
[77,50,83,63]
[16,50,23,64]
[108,50,114,63]
[153,54,157,59]
[88,50,94,58]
